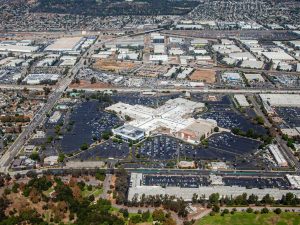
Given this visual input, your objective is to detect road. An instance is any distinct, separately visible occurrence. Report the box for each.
[71,87,300,94]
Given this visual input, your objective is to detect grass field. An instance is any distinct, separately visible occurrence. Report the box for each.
[197,212,300,225]
[81,186,103,198]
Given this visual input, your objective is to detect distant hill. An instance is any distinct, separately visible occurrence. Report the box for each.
[30,0,200,16]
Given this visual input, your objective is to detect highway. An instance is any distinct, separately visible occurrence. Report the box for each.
[70,87,300,94]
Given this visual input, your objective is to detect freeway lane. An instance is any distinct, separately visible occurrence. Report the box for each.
[70,87,300,94]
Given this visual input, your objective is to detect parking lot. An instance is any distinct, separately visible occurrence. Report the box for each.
[143,175,209,188]
[275,107,300,128]
[61,100,122,154]
[200,96,266,134]
[72,139,130,160]
[136,132,261,163]
[223,176,290,189]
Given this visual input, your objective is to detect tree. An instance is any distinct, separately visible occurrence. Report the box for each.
[29,151,40,161]
[209,193,220,204]
[43,87,51,96]
[223,209,229,214]
[141,210,150,222]
[80,143,89,150]
[152,209,165,222]
[261,207,269,214]
[261,194,274,205]
[90,77,97,84]
[255,116,264,125]
[58,153,65,163]
[248,194,258,205]
[130,215,142,224]
[274,208,282,214]
[120,208,129,218]
[212,204,220,213]
[246,207,253,213]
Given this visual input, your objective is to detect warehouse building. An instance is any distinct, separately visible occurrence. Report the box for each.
[234,95,250,107]
[262,52,295,61]
[269,144,288,167]
[244,73,264,83]
[222,72,241,82]
[23,73,60,85]
[0,45,39,53]
[45,37,84,53]
[286,175,300,189]
[260,94,300,107]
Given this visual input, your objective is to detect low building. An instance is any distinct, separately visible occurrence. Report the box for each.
[44,156,59,166]
[222,72,241,82]
[234,95,250,107]
[287,175,300,189]
[260,94,300,107]
[244,73,264,83]
[210,162,228,170]
[262,52,294,61]
[24,145,36,154]
[23,73,60,85]
[149,55,168,62]
[49,111,62,124]
[269,144,288,167]
[113,125,145,142]
[178,161,196,169]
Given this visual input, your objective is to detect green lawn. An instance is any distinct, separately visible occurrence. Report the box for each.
[42,187,54,197]
[197,212,300,225]
[81,186,103,198]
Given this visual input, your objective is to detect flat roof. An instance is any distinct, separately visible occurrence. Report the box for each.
[262,51,294,61]
[114,125,144,139]
[45,37,83,51]
[260,94,300,107]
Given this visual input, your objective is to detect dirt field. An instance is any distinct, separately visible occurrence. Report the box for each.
[69,80,113,89]
[93,59,136,72]
[190,69,216,83]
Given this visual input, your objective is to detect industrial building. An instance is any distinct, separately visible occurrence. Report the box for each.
[106,98,216,144]
[262,52,295,61]
[222,72,241,82]
[234,95,250,107]
[260,94,300,107]
[268,144,288,167]
[0,45,39,53]
[244,73,264,83]
[286,175,300,189]
[45,37,84,53]
[240,60,264,69]
[23,73,60,85]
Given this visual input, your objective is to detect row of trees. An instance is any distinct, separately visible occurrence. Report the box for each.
[192,192,300,207]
